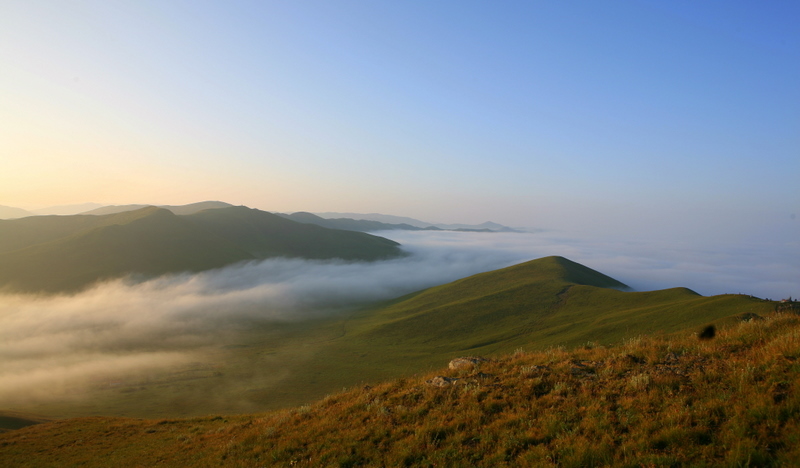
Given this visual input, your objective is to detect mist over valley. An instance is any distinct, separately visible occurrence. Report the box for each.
[1,222,794,418]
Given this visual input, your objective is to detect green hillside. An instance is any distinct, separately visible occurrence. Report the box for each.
[0,256,776,421]
[261,257,773,407]
[0,206,404,293]
[2,311,798,467]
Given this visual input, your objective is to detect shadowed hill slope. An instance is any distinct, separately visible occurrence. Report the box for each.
[0,207,168,254]
[2,312,798,467]
[0,207,250,293]
[0,206,404,293]
[0,411,50,434]
[189,207,402,260]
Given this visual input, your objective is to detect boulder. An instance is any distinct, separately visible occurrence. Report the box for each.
[425,376,458,387]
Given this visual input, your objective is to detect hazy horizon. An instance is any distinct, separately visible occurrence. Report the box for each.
[2,199,797,301]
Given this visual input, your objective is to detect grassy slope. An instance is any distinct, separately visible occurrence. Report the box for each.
[0,206,404,293]
[265,257,773,407]
[4,256,775,421]
[2,312,798,467]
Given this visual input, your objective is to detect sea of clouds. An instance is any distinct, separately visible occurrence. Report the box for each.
[1,230,797,406]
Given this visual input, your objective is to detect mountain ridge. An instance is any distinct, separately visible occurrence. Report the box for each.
[1,203,523,232]
[277,211,440,233]
[81,201,234,216]
[313,211,523,232]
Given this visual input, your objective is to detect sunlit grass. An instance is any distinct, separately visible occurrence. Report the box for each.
[3,311,799,466]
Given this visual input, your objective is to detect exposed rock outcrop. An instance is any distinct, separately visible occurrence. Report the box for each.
[425,376,459,387]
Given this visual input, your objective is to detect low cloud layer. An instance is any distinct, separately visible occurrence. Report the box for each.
[1,230,796,410]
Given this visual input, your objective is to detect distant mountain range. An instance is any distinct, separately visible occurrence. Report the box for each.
[81,201,234,216]
[0,203,106,219]
[0,205,34,220]
[31,203,105,216]
[1,202,523,232]
[301,212,522,232]
[0,201,231,219]
[277,212,440,232]
[0,205,404,293]
[314,212,439,228]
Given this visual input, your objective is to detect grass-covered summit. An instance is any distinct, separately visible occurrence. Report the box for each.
[266,256,772,409]
[334,255,758,359]
[0,205,404,293]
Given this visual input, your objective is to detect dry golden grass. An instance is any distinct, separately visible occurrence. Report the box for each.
[2,312,799,467]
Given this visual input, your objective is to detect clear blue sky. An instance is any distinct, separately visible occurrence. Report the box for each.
[1,1,798,242]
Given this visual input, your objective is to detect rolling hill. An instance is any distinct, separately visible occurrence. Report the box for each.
[254,256,774,409]
[0,256,776,421]
[0,206,404,293]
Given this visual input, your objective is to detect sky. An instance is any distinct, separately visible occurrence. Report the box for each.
[1,1,798,241]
